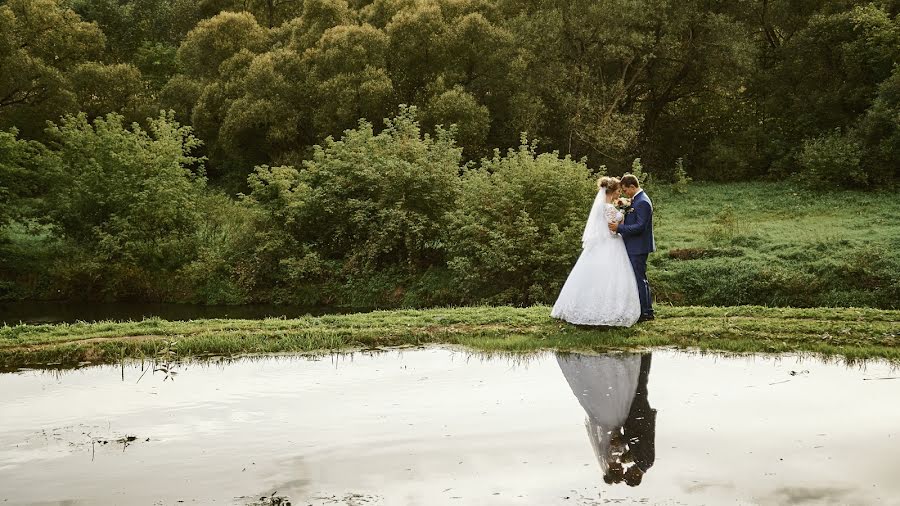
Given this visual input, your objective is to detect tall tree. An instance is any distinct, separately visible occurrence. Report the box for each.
[0,0,105,137]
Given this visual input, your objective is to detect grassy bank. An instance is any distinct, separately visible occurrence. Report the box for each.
[649,182,900,309]
[2,305,898,370]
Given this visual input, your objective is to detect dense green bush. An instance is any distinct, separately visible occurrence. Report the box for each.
[445,141,596,304]
[654,245,900,309]
[176,193,257,304]
[40,111,207,298]
[0,129,46,229]
[244,107,462,302]
[857,65,900,185]
[798,130,865,188]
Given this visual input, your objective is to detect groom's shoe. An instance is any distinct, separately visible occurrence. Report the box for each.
[637,314,655,323]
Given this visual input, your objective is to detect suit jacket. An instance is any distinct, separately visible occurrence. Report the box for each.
[623,353,656,473]
[618,191,656,256]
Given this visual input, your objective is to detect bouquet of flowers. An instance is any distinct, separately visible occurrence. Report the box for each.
[614,196,631,213]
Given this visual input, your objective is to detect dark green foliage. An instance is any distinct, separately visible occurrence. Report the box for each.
[243,108,462,302]
[798,130,865,188]
[857,64,900,185]
[68,62,155,123]
[0,0,105,138]
[0,130,46,229]
[175,193,257,304]
[36,112,208,299]
[1,0,898,309]
[445,141,596,304]
[4,0,900,186]
[750,4,900,184]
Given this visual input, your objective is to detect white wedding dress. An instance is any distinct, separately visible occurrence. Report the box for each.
[551,188,641,326]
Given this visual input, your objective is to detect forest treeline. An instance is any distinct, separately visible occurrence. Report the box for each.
[3,0,900,186]
[1,0,899,307]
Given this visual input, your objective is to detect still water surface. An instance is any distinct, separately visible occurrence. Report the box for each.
[1,348,898,505]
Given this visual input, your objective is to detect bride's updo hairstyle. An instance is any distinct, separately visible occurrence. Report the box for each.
[598,176,621,192]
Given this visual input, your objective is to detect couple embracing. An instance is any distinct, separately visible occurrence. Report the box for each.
[551,174,655,327]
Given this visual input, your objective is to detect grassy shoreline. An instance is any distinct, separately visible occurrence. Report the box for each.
[1,305,898,370]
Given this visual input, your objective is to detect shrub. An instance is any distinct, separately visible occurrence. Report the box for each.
[629,157,653,191]
[0,128,46,229]
[653,256,823,307]
[245,107,463,301]
[176,193,257,304]
[445,140,596,304]
[704,205,744,246]
[41,111,207,297]
[672,157,692,194]
[798,129,865,188]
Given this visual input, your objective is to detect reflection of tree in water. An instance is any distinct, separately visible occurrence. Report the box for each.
[557,352,656,487]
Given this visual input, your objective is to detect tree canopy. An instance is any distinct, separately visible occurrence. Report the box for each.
[1,0,898,184]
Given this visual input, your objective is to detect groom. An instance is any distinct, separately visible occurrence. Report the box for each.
[621,353,656,486]
[609,174,655,322]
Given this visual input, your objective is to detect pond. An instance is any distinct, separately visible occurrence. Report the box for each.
[0,301,373,325]
[1,348,898,505]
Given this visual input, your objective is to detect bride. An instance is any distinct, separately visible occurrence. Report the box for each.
[551,177,641,327]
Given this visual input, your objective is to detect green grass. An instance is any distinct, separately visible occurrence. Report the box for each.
[2,305,898,370]
[3,182,898,308]
[649,182,900,308]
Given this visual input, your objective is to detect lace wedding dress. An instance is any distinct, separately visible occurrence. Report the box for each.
[550,188,641,327]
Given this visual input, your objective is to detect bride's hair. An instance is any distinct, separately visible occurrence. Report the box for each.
[598,176,621,192]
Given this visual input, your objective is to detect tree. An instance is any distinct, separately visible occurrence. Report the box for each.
[857,64,900,184]
[274,0,353,50]
[501,0,753,175]
[69,63,153,123]
[216,48,313,165]
[747,3,900,179]
[422,85,490,158]
[69,0,194,60]
[176,11,270,79]
[248,0,305,28]
[0,0,105,137]
[630,4,753,177]
[360,0,416,27]
[162,12,272,182]
[304,24,395,138]
[185,20,395,178]
[383,0,517,156]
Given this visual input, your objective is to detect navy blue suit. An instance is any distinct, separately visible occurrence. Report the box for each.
[623,354,655,472]
[617,190,655,317]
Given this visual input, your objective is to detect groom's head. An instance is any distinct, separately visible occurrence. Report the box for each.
[621,174,641,198]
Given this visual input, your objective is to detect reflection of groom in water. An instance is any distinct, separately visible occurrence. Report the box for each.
[556,352,656,487]
[621,354,655,486]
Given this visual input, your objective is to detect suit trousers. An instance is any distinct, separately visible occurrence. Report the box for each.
[628,253,653,317]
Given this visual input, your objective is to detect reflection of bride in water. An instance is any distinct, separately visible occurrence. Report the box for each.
[557,353,656,487]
